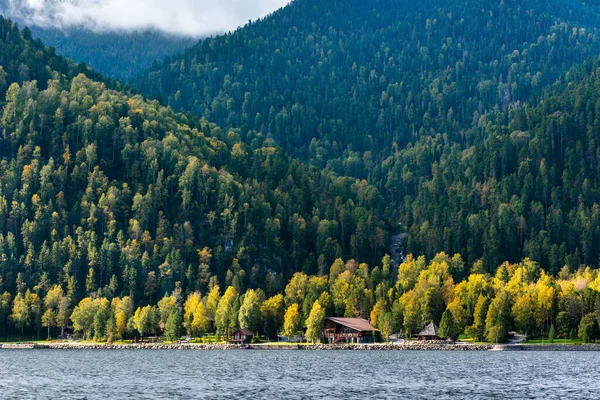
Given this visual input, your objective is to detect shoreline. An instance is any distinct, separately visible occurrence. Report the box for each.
[3,342,600,351]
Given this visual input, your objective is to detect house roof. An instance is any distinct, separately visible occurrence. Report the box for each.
[326,317,377,332]
[233,328,255,336]
[417,322,439,337]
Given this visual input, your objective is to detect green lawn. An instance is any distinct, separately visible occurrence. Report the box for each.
[525,338,584,345]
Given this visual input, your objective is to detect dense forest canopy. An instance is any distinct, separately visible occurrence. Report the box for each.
[0,16,388,309]
[3,0,600,344]
[134,0,600,271]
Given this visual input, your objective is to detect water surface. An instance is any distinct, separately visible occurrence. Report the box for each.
[1,350,598,399]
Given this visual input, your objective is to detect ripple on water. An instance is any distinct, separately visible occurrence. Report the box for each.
[0,350,600,399]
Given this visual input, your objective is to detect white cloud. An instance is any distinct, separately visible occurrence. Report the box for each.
[5,0,291,37]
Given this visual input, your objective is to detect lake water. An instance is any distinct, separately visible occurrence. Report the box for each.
[0,350,599,399]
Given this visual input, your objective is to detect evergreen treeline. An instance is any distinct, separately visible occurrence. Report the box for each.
[134,0,600,271]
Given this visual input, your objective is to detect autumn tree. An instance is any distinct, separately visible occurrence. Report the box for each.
[305,300,325,343]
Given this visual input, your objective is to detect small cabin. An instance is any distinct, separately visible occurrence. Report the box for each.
[323,317,377,344]
[416,322,439,340]
[230,328,254,344]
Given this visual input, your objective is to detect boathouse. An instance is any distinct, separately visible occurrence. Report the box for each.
[230,328,254,344]
[323,317,377,344]
[416,322,439,340]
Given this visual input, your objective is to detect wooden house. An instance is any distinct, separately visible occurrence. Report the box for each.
[416,322,439,340]
[323,317,377,344]
[230,328,254,344]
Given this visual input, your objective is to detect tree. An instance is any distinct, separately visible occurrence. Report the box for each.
[439,309,458,340]
[238,289,264,333]
[115,310,128,340]
[305,300,325,343]
[10,293,29,336]
[579,313,598,343]
[548,324,555,343]
[71,297,100,340]
[165,310,183,341]
[93,298,111,341]
[157,294,179,326]
[57,296,72,337]
[0,292,13,337]
[555,311,570,339]
[485,290,512,343]
[42,285,64,339]
[283,303,301,338]
[260,294,284,340]
[184,292,202,336]
[133,305,158,338]
[41,309,57,340]
[215,286,238,338]
[467,295,490,342]
[205,285,221,321]
[190,302,211,337]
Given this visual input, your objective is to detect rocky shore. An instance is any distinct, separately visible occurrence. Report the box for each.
[3,342,600,351]
[2,342,492,351]
[298,343,494,351]
[1,343,247,350]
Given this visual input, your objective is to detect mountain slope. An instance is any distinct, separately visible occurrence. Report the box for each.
[26,27,197,81]
[0,17,387,304]
[133,0,600,272]
[136,0,600,158]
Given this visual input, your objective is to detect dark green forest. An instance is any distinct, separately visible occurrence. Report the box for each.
[3,0,600,342]
[0,15,387,305]
[135,0,600,271]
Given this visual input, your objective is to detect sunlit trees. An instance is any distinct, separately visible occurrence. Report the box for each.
[260,294,284,340]
[283,303,301,338]
[133,305,159,338]
[466,295,490,342]
[238,289,264,333]
[190,302,211,337]
[71,297,100,340]
[305,300,325,343]
[215,286,238,338]
[42,285,64,339]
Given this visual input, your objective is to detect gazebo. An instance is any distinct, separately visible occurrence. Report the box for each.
[416,322,440,340]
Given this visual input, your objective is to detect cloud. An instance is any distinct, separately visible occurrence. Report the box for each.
[5,0,291,37]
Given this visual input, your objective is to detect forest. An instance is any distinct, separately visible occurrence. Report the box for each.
[3,0,600,344]
[136,0,600,271]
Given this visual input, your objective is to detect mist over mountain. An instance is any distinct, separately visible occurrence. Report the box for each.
[3,0,290,37]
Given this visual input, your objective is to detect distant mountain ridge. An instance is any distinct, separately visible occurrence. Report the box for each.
[0,0,198,81]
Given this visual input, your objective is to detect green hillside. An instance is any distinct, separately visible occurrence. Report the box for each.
[134,0,600,271]
[0,16,387,306]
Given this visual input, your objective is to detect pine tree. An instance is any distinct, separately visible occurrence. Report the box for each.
[439,309,457,341]
[165,310,183,342]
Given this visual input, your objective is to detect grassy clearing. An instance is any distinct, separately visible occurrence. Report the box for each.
[525,338,584,345]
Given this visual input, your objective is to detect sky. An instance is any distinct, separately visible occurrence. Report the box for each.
[5,0,291,37]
